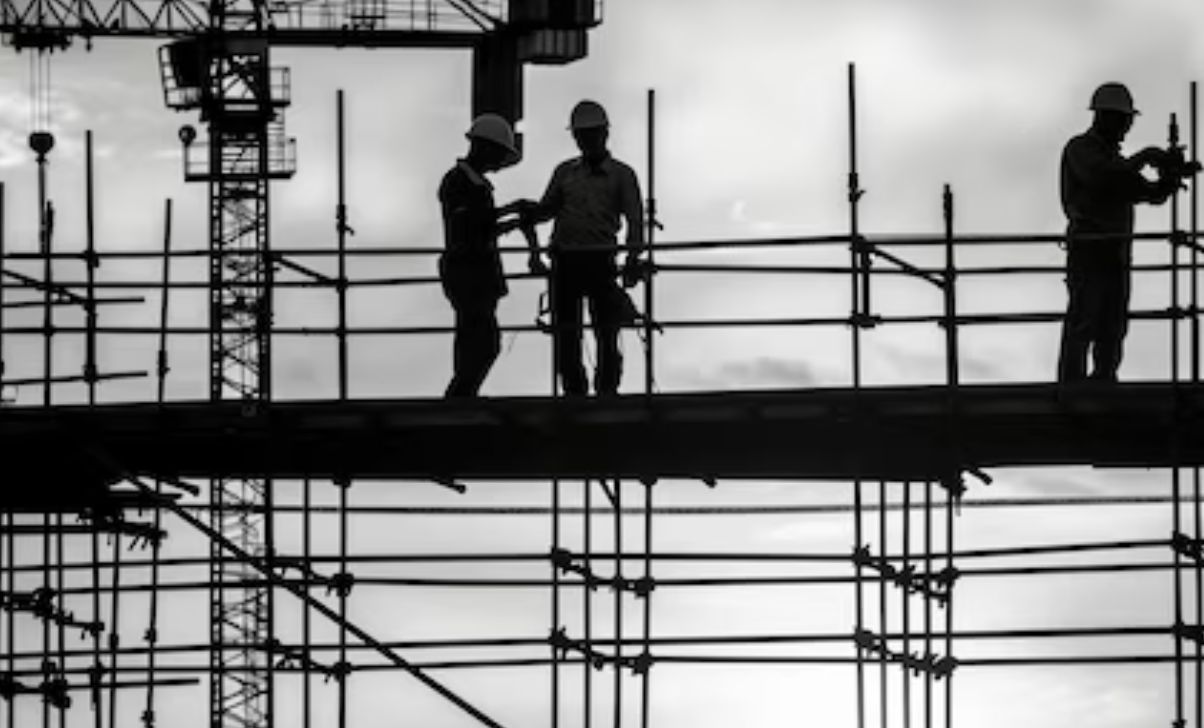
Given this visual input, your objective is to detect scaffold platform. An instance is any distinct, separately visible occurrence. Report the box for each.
[5,380,1203,511]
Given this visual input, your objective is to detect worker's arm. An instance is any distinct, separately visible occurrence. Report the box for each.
[524,165,566,225]
[618,165,647,286]
[619,165,646,256]
[1068,137,1167,206]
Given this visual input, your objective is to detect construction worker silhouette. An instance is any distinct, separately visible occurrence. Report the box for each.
[521,100,646,396]
[1057,82,1188,385]
[437,113,523,398]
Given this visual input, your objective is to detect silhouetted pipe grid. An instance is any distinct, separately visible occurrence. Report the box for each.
[1,73,1203,728]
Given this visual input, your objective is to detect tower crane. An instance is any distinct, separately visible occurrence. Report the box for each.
[0,2,602,727]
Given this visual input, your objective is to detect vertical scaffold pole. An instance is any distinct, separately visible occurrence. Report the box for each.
[614,479,623,728]
[941,184,957,728]
[83,141,100,728]
[639,477,653,728]
[1,508,8,728]
[337,479,349,728]
[336,88,349,402]
[54,510,64,728]
[550,470,561,728]
[3,506,12,728]
[144,196,173,728]
[34,124,53,728]
[0,182,8,728]
[335,85,352,728]
[847,60,867,728]
[583,478,593,728]
[878,480,888,728]
[923,480,934,728]
[1188,80,1201,728]
[902,481,912,728]
[639,85,658,728]
[0,180,4,399]
[107,520,122,728]
[84,129,97,402]
[34,129,51,411]
[1169,111,1187,728]
[302,478,313,728]
[643,88,657,396]
[56,131,74,728]
[3,171,11,728]
[942,491,953,728]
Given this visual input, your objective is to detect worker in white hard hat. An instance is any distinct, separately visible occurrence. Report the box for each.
[437,112,529,398]
[518,99,647,396]
[1056,82,1189,385]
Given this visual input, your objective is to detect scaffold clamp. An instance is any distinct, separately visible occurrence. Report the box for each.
[88,662,103,707]
[551,548,603,591]
[549,627,571,656]
[326,571,356,598]
[1173,622,1204,644]
[42,676,71,709]
[0,673,23,701]
[1172,532,1204,563]
[628,651,654,676]
[326,661,352,683]
[931,655,959,680]
[631,576,656,598]
[852,544,875,569]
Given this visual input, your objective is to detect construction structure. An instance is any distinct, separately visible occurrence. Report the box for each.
[0,5,1203,728]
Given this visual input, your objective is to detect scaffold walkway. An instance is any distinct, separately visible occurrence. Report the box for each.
[4,381,1204,511]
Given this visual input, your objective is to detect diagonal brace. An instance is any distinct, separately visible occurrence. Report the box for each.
[85,447,510,728]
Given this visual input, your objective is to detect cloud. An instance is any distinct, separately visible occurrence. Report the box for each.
[675,355,825,390]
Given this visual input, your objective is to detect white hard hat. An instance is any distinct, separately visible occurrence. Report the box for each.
[1089,82,1139,116]
[568,100,609,130]
[466,113,521,163]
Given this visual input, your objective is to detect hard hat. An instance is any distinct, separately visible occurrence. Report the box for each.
[1089,82,1139,115]
[569,100,609,130]
[466,113,521,164]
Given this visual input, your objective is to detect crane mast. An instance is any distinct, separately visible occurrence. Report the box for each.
[1,2,600,728]
[161,15,292,727]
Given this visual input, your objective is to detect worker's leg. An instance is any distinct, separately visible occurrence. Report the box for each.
[587,267,626,397]
[445,296,500,398]
[552,253,588,396]
[1091,264,1131,382]
[1057,255,1092,383]
[584,255,623,396]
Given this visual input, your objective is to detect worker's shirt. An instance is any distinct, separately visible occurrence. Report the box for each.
[1060,128,1156,242]
[438,159,506,300]
[539,153,644,253]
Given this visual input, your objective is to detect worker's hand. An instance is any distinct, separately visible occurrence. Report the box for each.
[1137,146,1171,168]
[621,254,646,288]
[528,252,549,276]
[497,198,536,217]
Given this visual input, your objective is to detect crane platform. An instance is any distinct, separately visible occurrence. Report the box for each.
[3,381,1203,512]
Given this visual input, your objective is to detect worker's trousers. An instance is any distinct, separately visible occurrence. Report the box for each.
[1057,244,1131,383]
[445,295,501,398]
[440,255,504,398]
[550,250,623,396]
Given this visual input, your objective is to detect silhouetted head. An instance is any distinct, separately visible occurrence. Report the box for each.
[569,100,610,164]
[467,138,514,173]
[465,113,520,173]
[1088,82,1138,143]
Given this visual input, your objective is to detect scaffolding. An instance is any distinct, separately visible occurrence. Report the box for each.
[0,66,1202,728]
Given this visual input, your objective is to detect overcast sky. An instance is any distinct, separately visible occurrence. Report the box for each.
[3,1,1204,727]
